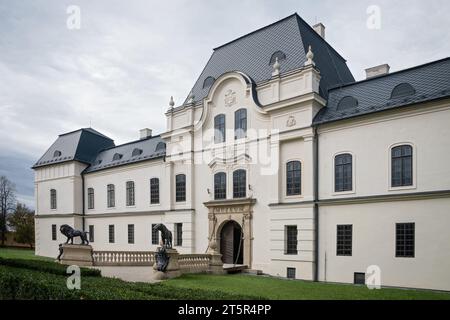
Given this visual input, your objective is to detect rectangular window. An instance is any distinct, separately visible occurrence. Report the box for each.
[50,189,57,209]
[175,223,183,247]
[337,225,352,256]
[88,188,95,209]
[214,114,226,143]
[128,224,135,244]
[287,267,296,279]
[175,174,186,202]
[234,109,247,139]
[285,225,298,255]
[396,223,415,258]
[233,170,246,199]
[391,145,413,187]
[51,224,57,241]
[150,178,160,204]
[107,184,115,208]
[354,272,365,285]
[335,154,353,192]
[152,224,159,245]
[89,225,94,243]
[109,225,115,243]
[126,181,135,206]
[286,161,301,196]
[214,172,227,200]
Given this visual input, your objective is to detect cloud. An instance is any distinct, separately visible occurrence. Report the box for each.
[0,0,449,209]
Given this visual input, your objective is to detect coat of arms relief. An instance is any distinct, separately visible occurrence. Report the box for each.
[224,89,236,107]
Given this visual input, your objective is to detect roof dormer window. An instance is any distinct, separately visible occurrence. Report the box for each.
[112,153,123,161]
[269,51,286,65]
[391,83,416,99]
[53,150,62,158]
[132,148,143,157]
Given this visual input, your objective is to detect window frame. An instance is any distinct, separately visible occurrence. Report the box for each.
[214,172,227,200]
[232,169,247,199]
[234,108,247,140]
[214,114,226,144]
[50,189,57,210]
[286,160,302,196]
[150,178,160,204]
[126,181,135,207]
[51,224,57,241]
[107,184,115,208]
[175,174,186,202]
[174,223,183,247]
[336,224,353,256]
[285,225,298,255]
[89,225,94,243]
[390,144,414,189]
[334,153,353,193]
[151,224,159,245]
[395,223,415,258]
[128,224,135,244]
[108,225,115,243]
[87,187,95,210]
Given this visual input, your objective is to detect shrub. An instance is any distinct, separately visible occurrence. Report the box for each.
[0,257,101,277]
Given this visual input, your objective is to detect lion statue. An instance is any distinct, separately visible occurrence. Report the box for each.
[60,224,89,245]
[152,223,172,248]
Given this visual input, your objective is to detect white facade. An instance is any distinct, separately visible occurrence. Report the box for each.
[34,15,450,291]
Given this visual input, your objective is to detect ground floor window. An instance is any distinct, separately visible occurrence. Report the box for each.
[128,224,135,244]
[396,223,415,258]
[175,223,183,247]
[89,225,94,243]
[109,225,115,243]
[287,267,296,279]
[354,272,365,285]
[336,224,352,256]
[285,225,298,255]
[51,224,57,241]
[152,224,159,245]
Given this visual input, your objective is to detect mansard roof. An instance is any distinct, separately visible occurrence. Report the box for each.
[33,128,115,169]
[184,13,355,105]
[84,135,165,173]
[314,57,450,125]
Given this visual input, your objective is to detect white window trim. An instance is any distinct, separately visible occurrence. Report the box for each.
[283,158,303,200]
[388,142,417,191]
[332,151,356,196]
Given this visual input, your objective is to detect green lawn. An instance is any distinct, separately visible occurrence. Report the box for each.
[163,274,450,300]
[0,247,52,261]
[1,247,449,300]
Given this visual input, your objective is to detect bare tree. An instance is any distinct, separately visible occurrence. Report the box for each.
[0,176,16,246]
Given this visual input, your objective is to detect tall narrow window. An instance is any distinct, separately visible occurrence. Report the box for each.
[128,224,135,244]
[50,189,57,209]
[335,154,353,192]
[214,114,226,143]
[234,108,247,139]
[396,223,415,258]
[109,225,115,243]
[175,223,183,247]
[89,225,94,243]
[336,225,352,256]
[152,224,159,245]
[51,224,57,241]
[233,170,246,198]
[392,145,413,187]
[286,161,301,196]
[126,181,135,206]
[285,225,298,255]
[214,172,226,200]
[150,178,160,204]
[175,174,186,202]
[87,188,95,209]
[107,184,115,208]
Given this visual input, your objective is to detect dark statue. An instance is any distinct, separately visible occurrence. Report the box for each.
[57,243,63,261]
[152,223,172,248]
[60,224,90,245]
[155,247,170,272]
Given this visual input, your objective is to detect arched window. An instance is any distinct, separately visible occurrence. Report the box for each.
[286,161,301,196]
[150,178,160,204]
[214,114,226,143]
[107,184,115,208]
[337,96,358,111]
[335,154,352,192]
[132,148,143,157]
[203,76,216,89]
[50,189,57,209]
[126,181,135,206]
[233,170,246,198]
[269,51,287,65]
[391,145,413,187]
[155,142,166,152]
[234,109,247,140]
[391,83,416,99]
[175,174,186,202]
[214,172,226,200]
[87,187,95,209]
[53,150,62,158]
[112,153,123,161]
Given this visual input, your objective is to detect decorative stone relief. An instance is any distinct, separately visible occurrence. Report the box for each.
[224,89,236,107]
[286,115,297,127]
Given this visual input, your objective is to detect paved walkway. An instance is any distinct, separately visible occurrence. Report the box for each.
[95,266,160,283]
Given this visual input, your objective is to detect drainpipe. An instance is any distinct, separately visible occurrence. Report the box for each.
[82,173,85,232]
[313,125,319,282]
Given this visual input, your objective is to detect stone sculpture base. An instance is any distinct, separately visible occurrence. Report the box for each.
[153,248,181,279]
[59,244,93,266]
[208,253,226,275]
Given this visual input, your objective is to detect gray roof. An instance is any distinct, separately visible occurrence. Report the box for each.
[84,135,166,173]
[184,13,355,105]
[33,128,115,168]
[314,57,450,125]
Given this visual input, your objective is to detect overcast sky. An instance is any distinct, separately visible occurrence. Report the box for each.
[0,0,449,208]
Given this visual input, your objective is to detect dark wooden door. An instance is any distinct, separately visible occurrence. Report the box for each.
[221,222,234,264]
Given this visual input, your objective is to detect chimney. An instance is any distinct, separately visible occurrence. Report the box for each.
[313,23,325,39]
[139,128,152,140]
[365,64,390,79]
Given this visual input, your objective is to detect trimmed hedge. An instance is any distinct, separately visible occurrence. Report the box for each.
[0,257,101,277]
[0,265,261,300]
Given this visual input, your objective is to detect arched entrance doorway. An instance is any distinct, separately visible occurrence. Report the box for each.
[220,220,243,264]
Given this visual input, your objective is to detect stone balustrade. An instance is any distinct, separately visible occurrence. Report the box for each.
[178,254,212,274]
[93,251,155,266]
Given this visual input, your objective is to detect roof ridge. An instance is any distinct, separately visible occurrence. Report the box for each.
[328,57,450,91]
[99,135,163,152]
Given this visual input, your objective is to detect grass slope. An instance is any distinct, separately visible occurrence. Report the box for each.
[0,247,52,261]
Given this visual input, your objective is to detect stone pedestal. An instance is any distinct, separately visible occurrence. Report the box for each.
[207,240,225,274]
[153,248,181,279]
[59,244,93,266]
